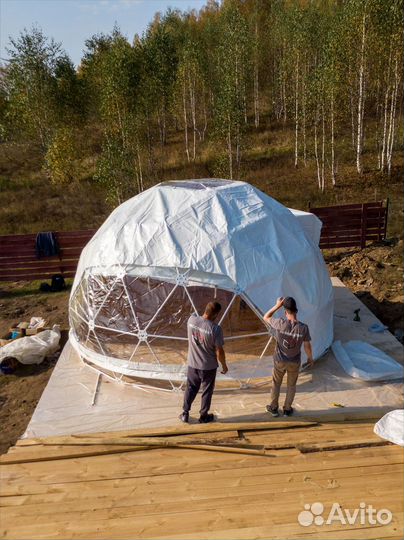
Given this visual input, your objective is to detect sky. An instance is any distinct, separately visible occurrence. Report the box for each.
[0,0,209,66]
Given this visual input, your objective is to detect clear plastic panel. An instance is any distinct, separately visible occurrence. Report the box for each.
[69,273,273,381]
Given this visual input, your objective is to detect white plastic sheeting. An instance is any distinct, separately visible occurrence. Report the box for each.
[332,340,404,381]
[0,326,61,365]
[374,410,404,446]
[70,179,333,384]
[23,339,403,439]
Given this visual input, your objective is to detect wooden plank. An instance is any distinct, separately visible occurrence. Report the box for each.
[2,447,401,498]
[243,424,381,446]
[2,445,401,487]
[2,462,401,508]
[1,491,401,540]
[55,230,96,239]
[0,230,94,243]
[314,209,383,220]
[2,474,402,527]
[319,240,364,249]
[15,421,317,448]
[0,248,38,257]
[0,445,154,465]
[311,203,384,215]
[156,521,403,540]
[319,218,385,229]
[2,452,401,504]
[311,201,383,212]
[15,430,240,448]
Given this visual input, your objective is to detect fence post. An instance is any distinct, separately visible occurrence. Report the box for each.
[383,198,389,241]
[361,203,367,249]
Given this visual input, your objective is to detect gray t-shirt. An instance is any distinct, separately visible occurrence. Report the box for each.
[268,317,311,363]
[187,314,224,370]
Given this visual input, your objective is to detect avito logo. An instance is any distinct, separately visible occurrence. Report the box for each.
[298,502,393,527]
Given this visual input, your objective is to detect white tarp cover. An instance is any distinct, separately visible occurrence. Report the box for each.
[70,179,333,379]
[332,340,404,381]
[288,208,323,246]
[0,326,61,365]
[374,410,404,446]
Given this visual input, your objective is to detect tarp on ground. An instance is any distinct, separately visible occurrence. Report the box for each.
[332,340,404,381]
[374,410,404,446]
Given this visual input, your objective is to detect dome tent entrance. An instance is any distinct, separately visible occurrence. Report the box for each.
[69,179,334,389]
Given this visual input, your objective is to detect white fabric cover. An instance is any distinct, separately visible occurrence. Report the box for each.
[72,179,334,359]
[0,326,61,365]
[288,208,323,245]
[332,340,404,381]
[374,410,404,446]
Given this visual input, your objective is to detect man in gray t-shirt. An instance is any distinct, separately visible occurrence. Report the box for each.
[180,301,228,424]
[263,296,313,417]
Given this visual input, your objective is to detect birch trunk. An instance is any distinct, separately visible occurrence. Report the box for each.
[321,103,325,191]
[302,65,307,166]
[314,111,321,189]
[227,115,233,180]
[183,79,190,163]
[356,14,366,174]
[202,91,207,142]
[350,86,356,152]
[294,52,299,168]
[330,88,336,186]
[137,144,143,193]
[381,80,390,172]
[387,56,399,175]
[254,20,260,128]
[383,47,394,172]
[188,71,197,161]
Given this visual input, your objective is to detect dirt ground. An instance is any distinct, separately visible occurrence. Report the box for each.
[0,243,403,454]
[0,284,70,454]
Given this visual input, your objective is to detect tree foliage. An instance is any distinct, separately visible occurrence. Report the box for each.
[1,1,403,203]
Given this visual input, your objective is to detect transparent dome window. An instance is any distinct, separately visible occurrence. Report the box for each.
[69,272,274,387]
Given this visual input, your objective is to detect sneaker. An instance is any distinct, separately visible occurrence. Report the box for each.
[266,405,279,417]
[283,407,294,417]
[179,411,189,423]
[198,413,215,423]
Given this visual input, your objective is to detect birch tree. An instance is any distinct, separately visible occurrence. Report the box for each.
[213,2,250,178]
[5,27,65,149]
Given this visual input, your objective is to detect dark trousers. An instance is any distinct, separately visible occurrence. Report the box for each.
[183,366,217,417]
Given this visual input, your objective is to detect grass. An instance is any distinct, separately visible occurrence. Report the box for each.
[0,279,73,299]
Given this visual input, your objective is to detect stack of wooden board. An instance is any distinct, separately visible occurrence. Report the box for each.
[1,418,403,539]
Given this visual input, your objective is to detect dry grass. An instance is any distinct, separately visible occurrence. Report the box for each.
[0,121,402,237]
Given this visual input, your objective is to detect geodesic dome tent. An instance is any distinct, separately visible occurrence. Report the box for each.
[69,179,333,388]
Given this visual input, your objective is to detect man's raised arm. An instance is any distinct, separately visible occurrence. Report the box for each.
[263,297,284,323]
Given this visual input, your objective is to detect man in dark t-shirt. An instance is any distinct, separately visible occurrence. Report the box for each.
[180,301,228,424]
[263,296,313,417]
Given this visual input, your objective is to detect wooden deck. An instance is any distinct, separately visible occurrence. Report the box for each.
[1,419,403,539]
